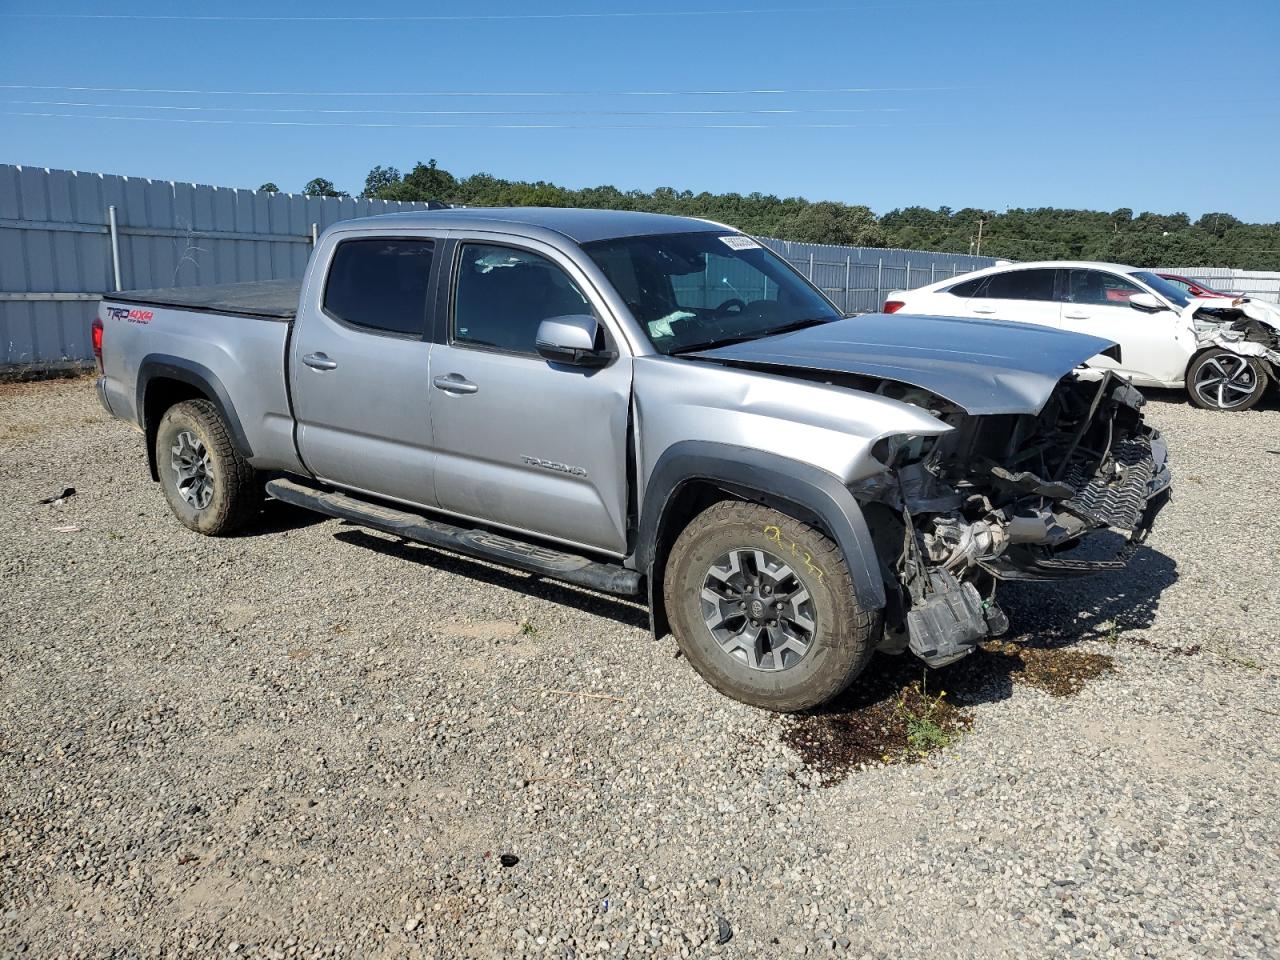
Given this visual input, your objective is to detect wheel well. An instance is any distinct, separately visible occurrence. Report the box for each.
[142,378,210,481]
[647,479,835,639]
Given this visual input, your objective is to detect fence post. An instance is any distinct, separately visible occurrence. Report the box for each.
[877,258,883,305]
[310,222,319,246]
[905,259,911,290]
[808,252,815,280]
[107,205,122,292]
[845,256,852,312]
[931,263,936,284]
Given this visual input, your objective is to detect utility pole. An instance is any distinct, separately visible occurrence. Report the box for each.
[974,218,985,257]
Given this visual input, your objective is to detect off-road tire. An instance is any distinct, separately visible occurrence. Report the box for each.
[155,399,259,536]
[1185,348,1269,411]
[663,501,879,712]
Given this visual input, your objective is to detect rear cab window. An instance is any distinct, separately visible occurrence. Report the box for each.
[323,237,435,337]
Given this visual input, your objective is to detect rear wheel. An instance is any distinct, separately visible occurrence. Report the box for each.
[1186,349,1268,411]
[155,399,259,535]
[663,501,878,712]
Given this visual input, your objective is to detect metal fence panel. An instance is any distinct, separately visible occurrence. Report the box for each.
[0,165,440,370]
[756,237,996,313]
[1158,266,1280,303]
[12,164,1278,370]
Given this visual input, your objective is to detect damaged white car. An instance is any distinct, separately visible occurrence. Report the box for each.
[886,261,1280,411]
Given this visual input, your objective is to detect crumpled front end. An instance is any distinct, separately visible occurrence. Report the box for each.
[850,374,1171,668]
[1191,297,1280,367]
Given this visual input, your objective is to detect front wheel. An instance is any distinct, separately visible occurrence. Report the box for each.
[663,501,879,712]
[1186,349,1269,411]
[155,399,259,535]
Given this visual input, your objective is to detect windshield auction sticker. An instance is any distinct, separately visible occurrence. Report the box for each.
[720,235,761,251]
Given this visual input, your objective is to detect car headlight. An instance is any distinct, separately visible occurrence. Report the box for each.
[872,433,935,468]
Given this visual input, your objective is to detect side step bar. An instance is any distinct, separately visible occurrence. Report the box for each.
[265,478,642,597]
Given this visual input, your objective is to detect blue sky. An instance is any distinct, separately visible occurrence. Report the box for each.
[2,0,1278,220]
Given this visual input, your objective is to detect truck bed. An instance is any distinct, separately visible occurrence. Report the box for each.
[107,278,301,319]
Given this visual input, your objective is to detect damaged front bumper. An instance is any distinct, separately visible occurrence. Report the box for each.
[854,373,1172,669]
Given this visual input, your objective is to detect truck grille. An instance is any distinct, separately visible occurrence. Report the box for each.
[1061,437,1156,534]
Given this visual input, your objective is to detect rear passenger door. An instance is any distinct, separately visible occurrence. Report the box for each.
[963,268,1063,329]
[290,234,440,507]
[426,237,633,555]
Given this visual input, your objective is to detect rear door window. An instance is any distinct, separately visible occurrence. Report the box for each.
[977,269,1058,301]
[323,238,435,336]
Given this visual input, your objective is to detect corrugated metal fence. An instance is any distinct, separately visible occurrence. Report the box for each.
[9,163,1276,371]
[0,164,438,371]
[758,238,996,313]
[0,164,1004,371]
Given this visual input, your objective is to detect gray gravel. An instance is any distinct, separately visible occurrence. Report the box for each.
[2,378,1278,960]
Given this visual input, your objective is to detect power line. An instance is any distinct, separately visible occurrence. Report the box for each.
[0,2,1009,22]
[0,98,914,117]
[0,83,968,99]
[0,110,958,131]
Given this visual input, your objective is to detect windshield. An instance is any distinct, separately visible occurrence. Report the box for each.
[582,231,841,354]
[1131,271,1192,309]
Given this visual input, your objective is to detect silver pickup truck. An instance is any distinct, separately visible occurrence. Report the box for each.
[95,208,1171,711]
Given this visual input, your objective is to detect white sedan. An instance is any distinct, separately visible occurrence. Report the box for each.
[885,261,1280,411]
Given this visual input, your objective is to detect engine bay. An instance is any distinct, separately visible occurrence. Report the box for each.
[851,374,1171,667]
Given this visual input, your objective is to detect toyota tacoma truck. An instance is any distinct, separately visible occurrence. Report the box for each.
[94,208,1171,711]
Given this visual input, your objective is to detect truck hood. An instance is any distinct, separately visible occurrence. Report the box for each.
[690,313,1118,416]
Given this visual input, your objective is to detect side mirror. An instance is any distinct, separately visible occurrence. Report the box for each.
[535,315,615,367]
[1128,292,1166,312]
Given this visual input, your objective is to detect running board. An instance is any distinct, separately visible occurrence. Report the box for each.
[265,478,642,597]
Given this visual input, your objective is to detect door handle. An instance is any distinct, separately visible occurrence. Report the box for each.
[302,352,338,371]
[433,374,479,395]
[1063,311,1091,320]
[972,307,997,315]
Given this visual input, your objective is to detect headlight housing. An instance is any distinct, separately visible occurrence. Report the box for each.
[872,433,935,468]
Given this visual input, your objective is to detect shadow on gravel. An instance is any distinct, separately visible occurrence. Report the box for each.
[997,539,1181,648]
[230,498,329,537]
[781,542,1180,786]
[1142,385,1280,414]
[333,528,651,629]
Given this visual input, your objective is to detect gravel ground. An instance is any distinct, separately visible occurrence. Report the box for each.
[2,377,1278,960]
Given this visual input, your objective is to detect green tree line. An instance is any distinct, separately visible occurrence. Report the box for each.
[286,161,1280,270]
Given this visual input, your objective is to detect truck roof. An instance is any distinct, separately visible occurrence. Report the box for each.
[348,207,727,244]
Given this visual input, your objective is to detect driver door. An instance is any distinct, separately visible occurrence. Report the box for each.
[427,236,633,555]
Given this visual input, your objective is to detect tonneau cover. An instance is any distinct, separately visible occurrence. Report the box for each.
[105,278,301,319]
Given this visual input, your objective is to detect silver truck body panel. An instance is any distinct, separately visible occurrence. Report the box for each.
[692,313,1118,416]
[633,354,952,512]
[97,301,304,475]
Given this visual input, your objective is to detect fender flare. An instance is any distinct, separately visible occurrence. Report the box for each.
[137,354,253,480]
[637,441,886,638]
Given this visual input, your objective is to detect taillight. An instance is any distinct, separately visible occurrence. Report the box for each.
[883,300,905,314]
[91,317,104,372]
